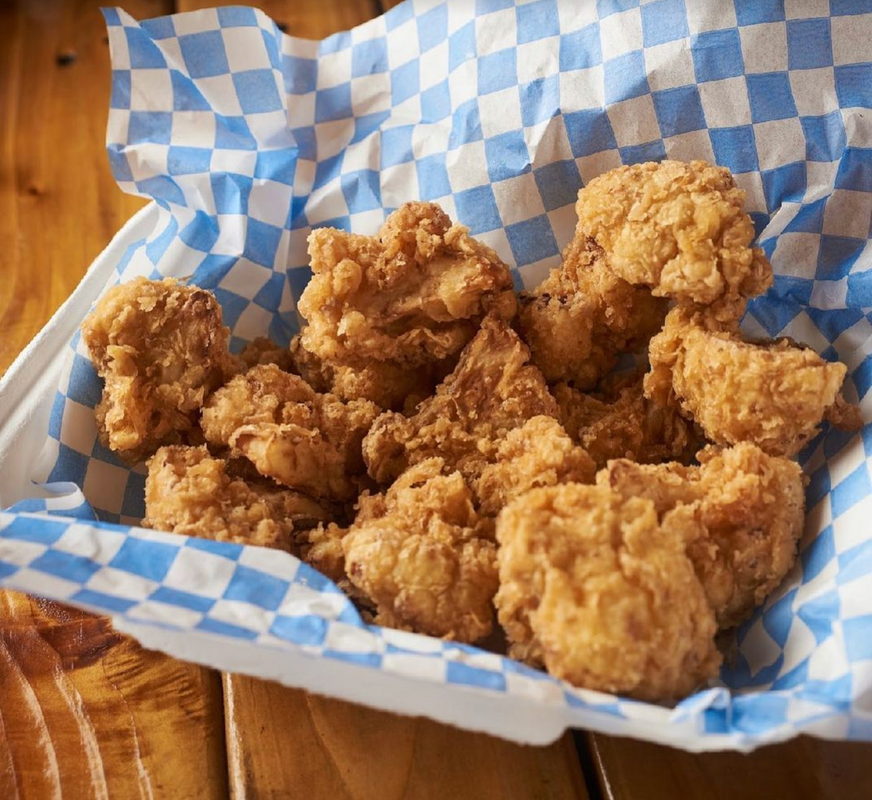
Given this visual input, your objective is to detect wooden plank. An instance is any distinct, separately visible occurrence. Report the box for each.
[0,2,228,797]
[0,590,228,799]
[587,732,872,800]
[224,675,588,800]
[0,0,149,376]
[176,0,383,39]
[166,3,590,797]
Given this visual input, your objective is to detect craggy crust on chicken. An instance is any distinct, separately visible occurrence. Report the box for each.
[554,375,701,469]
[201,364,379,501]
[495,484,721,701]
[290,334,437,412]
[518,235,667,388]
[143,445,330,550]
[238,336,296,373]
[599,442,805,628]
[297,202,517,369]
[576,160,773,309]
[645,306,860,457]
[362,315,559,487]
[474,416,595,516]
[342,458,498,642]
[81,277,236,462]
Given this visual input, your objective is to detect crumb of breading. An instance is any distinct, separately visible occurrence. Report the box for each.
[298,202,517,369]
[645,306,860,457]
[495,483,721,701]
[599,442,806,628]
[518,235,666,389]
[576,160,773,309]
[143,445,330,550]
[81,277,236,462]
[201,364,380,501]
[342,458,498,642]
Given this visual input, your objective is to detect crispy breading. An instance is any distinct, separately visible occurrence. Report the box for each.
[576,160,773,309]
[495,483,721,701]
[554,376,702,468]
[238,336,296,372]
[81,277,235,462]
[342,458,498,642]
[143,445,330,550]
[297,202,517,369]
[201,364,380,501]
[599,442,806,628]
[518,235,666,388]
[362,315,559,487]
[474,416,596,516]
[645,306,860,457]
[290,333,436,411]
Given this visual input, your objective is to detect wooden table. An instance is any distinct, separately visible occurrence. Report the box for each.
[1,1,870,797]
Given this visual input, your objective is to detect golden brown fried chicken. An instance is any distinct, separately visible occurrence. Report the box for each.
[362,315,559,487]
[143,445,330,550]
[518,235,666,388]
[238,336,296,372]
[599,442,805,628]
[554,376,701,469]
[81,277,236,462]
[201,364,380,501]
[474,416,595,516]
[297,202,516,369]
[576,160,773,309]
[342,458,498,642]
[495,484,720,701]
[297,522,347,585]
[645,306,861,457]
[289,333,333,392]
[290,333,436,412]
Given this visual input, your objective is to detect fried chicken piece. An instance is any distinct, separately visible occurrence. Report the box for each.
[554,376,701,469]
[518,235,667,388]
[342,458,498,642]
[289,333,333,392]
[645,306,861,457]
[362,315,559,487]
[495,484,720,701]
[474,416,595,516]
[576,160,773,309]
[81,277,235,462]
[599,442,805,628]
[238,337,296,372]
[143,445,330,550]
[297,522,347,585]
[201,364,380,501]
[297,202,517,369]
[290,334,436,412]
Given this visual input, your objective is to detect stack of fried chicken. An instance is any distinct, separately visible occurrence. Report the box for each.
[81,160,861,702]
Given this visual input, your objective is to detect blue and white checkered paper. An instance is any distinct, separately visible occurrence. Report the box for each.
[1,0,872,749]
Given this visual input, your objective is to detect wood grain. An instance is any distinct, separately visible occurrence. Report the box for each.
[0,3,226,798]
[168,2,591,797]
[0,0,150,376]
[0,590,227,799]
[224,674,588,800]
[587,732,872,800]
[1,0,871,798]
[176,0,383,38]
